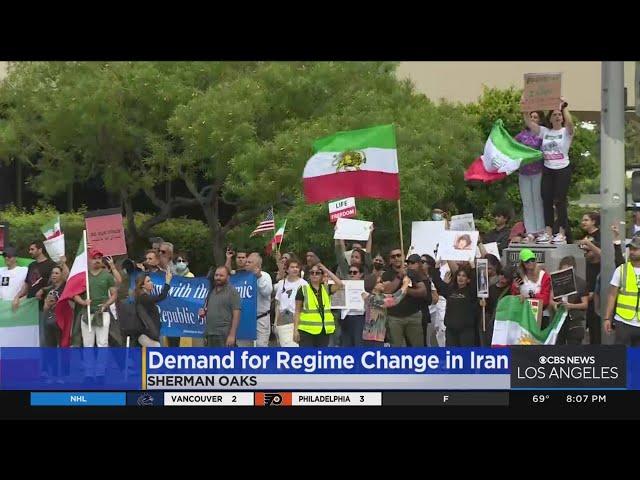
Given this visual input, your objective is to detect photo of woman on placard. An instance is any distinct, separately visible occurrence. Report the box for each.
[454,234,473,251]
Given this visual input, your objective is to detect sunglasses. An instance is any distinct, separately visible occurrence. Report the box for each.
[309,271,322,276]
[407,261,418,264]
[348,270,360,275]
[176,258,185,263]
[524,258,536,264]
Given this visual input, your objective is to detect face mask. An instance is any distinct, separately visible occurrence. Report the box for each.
[176,261,188,272]
[432,213,443,221]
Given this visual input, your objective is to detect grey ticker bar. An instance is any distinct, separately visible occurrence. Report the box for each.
[383,391,509,406]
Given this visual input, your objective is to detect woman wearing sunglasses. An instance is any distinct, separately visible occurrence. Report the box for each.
[293,263,343,347]
[340,264,367,346]
[511,248,551,327]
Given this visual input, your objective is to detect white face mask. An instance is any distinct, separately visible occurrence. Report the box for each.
[432,213,443,221]
[176,261,188,272]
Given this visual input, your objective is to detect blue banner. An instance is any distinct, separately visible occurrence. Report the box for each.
[130,271,257,340]
[229,271,257,341]
[147,273,208,338]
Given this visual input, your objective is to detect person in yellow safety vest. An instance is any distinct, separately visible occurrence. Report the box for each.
[604,236,640,346]
[293,262,344,347]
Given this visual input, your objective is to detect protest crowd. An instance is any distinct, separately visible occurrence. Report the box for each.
[2,95,639,350]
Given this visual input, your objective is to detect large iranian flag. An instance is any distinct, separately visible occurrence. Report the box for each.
[0,298,40,346]
[55,231,88,347]
[303,124,399,203]
[465,120,542,183]
[492,295,567,346]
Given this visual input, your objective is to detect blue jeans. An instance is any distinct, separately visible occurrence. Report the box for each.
[340,314,365,347]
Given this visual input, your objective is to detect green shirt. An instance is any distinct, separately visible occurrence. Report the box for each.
[82,270,115,326]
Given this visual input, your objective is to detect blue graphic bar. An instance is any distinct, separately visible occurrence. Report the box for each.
[31,392,126,406]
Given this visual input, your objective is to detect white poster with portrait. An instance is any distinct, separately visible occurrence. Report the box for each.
[436,231,479,262]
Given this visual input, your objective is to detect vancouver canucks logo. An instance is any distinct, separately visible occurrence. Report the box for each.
[332,150,367,172]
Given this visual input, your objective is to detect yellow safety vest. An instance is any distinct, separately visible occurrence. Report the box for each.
[298,284,335,335]
[615,262,640,322]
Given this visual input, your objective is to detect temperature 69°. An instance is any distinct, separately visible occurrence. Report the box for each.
[532,394,550,403]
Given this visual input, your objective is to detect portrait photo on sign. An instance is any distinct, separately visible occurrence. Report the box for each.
[454,234,473,251]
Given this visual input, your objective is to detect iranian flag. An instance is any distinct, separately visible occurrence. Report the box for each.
[465,120,542,184]
[303,124,400,203]
[41,215,62,239]
[266,219,287,255]
[55,231,88,347]
[492,295,567,346]
[0,298,40,346]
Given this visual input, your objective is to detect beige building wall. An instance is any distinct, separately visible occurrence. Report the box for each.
[398,61,637,120]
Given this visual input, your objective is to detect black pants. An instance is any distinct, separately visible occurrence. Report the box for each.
[586,300,601,344]
[298,330,332,347]
[613,320,640,346]
[446,327,477,347]
[340,315,365,347]
[556,314,585,345]
[167,337,181,347]
[541,165,572,242]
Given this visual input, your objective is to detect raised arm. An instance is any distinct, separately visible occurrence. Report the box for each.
[319,263,343,293]
[561,97,574,136]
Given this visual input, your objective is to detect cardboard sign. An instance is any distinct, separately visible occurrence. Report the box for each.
[85,208,127,257]
[334,218,373,241]
[329,197,357,223]
[409,221,446,259]
[450,213,475,232]
[551,267,577,300]
[520,72,562,112]
[476,258,489,299]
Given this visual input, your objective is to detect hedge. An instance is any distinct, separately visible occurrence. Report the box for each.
[0,206,214,276]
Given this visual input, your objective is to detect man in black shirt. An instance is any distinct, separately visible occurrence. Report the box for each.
[482,204,513,255]
[382,249,428,346]
[577,212,601,344]
[12,241,66,310]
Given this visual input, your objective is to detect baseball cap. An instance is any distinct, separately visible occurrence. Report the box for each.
[519,248,536,262]
[2,246,18,258]
[89,248,104,259]
[629,237,640,249]
[407,254,422,263]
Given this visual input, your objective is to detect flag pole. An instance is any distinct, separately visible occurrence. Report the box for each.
[83,230,92,333]
[397,199,405,256]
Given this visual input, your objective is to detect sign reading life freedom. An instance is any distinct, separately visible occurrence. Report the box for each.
[329,197,357,223]
[520,73,562,112]
[85,208,128,256]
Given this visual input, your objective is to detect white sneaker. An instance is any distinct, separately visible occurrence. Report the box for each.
[551,233,567,244]
[536,233,551,244]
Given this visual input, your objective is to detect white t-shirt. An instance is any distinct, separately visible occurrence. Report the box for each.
[0,266,28,301]
[610,264,640,326]
[274,277,308,314]
[538,126,572,170]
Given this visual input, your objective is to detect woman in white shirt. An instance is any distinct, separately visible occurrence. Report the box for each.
[523,97,574,244]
